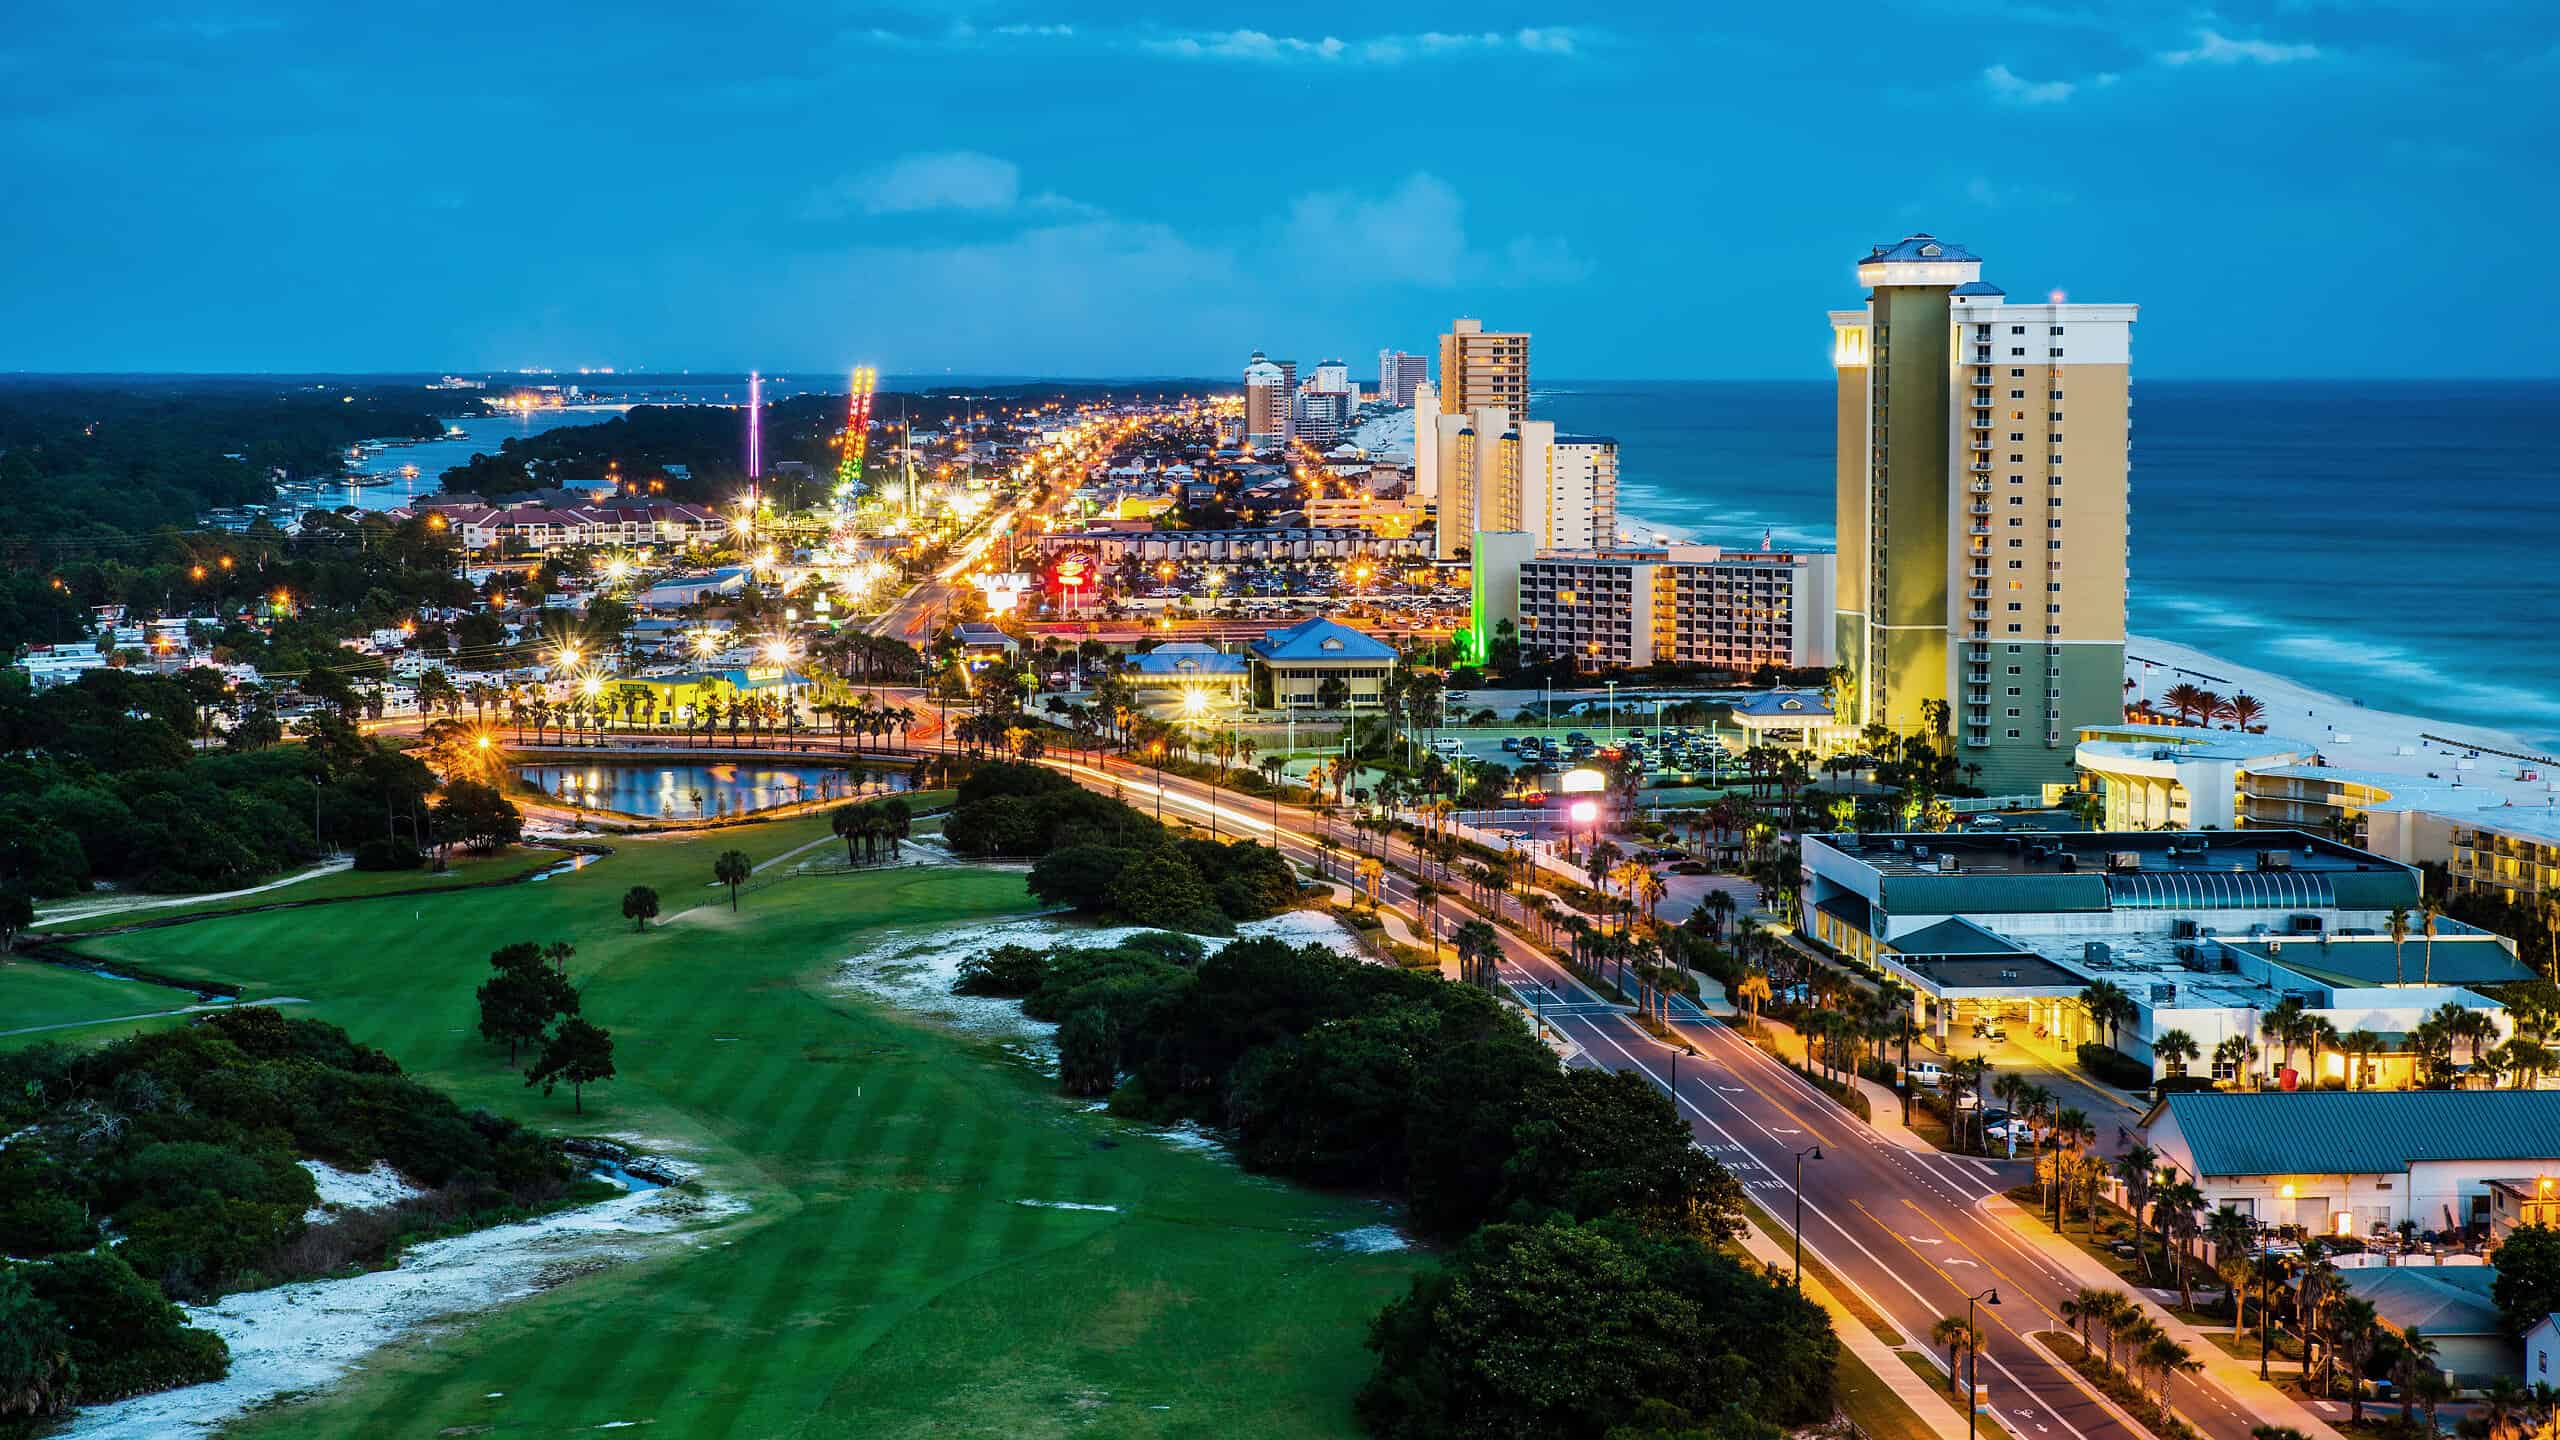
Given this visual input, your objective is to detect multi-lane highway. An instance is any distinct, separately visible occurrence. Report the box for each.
[1047,753,2295,1440]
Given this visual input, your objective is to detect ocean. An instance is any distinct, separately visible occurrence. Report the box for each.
[1534,379,2560,748]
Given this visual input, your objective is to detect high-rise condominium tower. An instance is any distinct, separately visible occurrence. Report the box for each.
[1243,351,1292,448]
[1829,234,2135,792]
[1438,318,1529,417]
[1378,350,1428,406]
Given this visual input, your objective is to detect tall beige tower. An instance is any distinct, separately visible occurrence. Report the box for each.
[1829,234,2134,794]
[1438,318,1529,417]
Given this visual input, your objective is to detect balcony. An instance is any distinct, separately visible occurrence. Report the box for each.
[1968,586,1990,600]
[1971,502,1993,515]
[1970,460,1992,473]
[1970,479,1993,493]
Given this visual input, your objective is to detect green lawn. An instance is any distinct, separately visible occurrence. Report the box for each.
[30,845,565,936]
[52,815,1422,1439]
[0,962,196,1037]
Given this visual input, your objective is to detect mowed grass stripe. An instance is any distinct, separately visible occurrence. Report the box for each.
[63,819,1421,1440]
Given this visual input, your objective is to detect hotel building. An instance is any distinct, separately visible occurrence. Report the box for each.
[1831,234,2136,793]
[1438,317,1529,417]
[1506,544,1835,674]
[1422,409,1617,559]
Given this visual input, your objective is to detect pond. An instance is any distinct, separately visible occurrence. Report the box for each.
[514,761,911,820]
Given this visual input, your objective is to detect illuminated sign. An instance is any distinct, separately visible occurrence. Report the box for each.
[1559,767,1609,795]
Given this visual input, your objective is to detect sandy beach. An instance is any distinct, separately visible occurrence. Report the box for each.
[2127,633,2560,810]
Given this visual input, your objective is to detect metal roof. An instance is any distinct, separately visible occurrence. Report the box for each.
[1888,917,2026,957]
[2338,1267,2503,1338]
[2159,1091,2560,1178]
[1249,616,1397,664]
[1864,233,1980,264]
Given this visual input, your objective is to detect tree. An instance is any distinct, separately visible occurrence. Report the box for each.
[2387,905,2411,986]
[1454,918,1501,992]
[431,778,523,855]
[2493,1223,2560,1337]
[2079,980,2136,1050]
[525,1016,615,1114]
[620,884,659,931]
[1931,1314,1984,1395]
[831,803,869,865]
[476,941,577,1062]
[0,889,31,955]
[2327,1295,2380,1423]
[2154,1029,2201,1078]
[1057,1007,1120,1097]
[713,849,751,910]
[0,1267,76,1424]
[1357,1216,1836,1440]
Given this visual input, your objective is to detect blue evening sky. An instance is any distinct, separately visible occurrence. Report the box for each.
[3,2,2550,379]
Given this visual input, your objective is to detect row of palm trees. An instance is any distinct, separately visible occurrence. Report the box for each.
[2146,682,2269,732]
[828,797,914,866]
[2155,992,2545,1092]
[2045,1287,2202,1426]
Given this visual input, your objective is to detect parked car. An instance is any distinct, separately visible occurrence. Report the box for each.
[1500,736,1521,751]
[1907,1061,1947,1087]
[1668,860,1711,876]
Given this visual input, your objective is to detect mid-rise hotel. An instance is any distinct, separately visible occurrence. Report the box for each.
[1830,235,2135,792]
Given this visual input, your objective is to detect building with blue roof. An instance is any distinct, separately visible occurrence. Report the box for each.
[2144,1089,2560,1243]
[1125,641,1248,698]
[1247,616,1397,709]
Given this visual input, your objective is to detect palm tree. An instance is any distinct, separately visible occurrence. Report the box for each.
[2063,1286,2115,1352]
[1734,971,1772,1029]
[2388,904,2412,986]
[2221,692,2266,731]
[713,848,751,910]
[2080,980,2136,1050]
[2391,1327,2438,1425]
[2340,1028,2382,1090]
[1454,919,1501,992]
[2137,1333,2200,1419]
[2154,1028,2201,1078]
[2116,1144,2161,1280]
[2216,1033,2258,1090]
[2301,1015,2340,1090]
[1930,1314,1983,1395]
[2420,895,2443,985]
[2261,996,2308,1082]
[2158,1178,2206,1310]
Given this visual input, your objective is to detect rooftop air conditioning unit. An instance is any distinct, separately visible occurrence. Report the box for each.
[2057,854,2079,872]
[1938,854,1960,873]
[2151,984,2177,1005]
[2259,850,2294,871]
[2108,851,2143,872]
[2084,941,2113,966]
[2172,918,2199,939]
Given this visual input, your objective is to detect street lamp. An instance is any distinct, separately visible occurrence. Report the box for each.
[1966,1287,2001,1439]
[1793,1145,1824,1290]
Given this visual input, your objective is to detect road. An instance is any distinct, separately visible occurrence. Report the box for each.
[1047,753,2289,1440]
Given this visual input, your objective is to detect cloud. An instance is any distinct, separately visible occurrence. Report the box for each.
[1282,172,1587,288]
[993,23,1073,38]
[2160,30,2320,65]
[1148,27,1588,64]
[801,152,1105,223]
[1981,63,2076,103]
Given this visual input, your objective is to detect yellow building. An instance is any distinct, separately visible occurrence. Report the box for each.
[609,666,812,727]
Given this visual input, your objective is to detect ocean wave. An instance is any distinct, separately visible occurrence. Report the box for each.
[2132,592,2560,739]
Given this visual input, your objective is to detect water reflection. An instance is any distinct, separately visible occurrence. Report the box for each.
[515,761,909,819]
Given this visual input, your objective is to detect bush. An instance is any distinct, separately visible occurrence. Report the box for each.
[351,837,424,871]
[16,1250,228,1403]
[1357,1217,1835,1439]
[2077,1043,2156,1090]
[952,944,1051,997]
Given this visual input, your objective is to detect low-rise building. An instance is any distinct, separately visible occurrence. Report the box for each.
[1035,527,1428,566]
[14,644,110,689]
[1123,642,1248,699]
[1802,829,2522,1085]
[1731,690,1856,752]
[1248,616,1397,710]
[452,501,728,553]
[2142,1089,2560,1240]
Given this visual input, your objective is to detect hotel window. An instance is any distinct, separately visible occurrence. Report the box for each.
[2008,687,2022,696]
[2049,325,2064,335]
[2051,390,2064,399]
[2011,325,2026,334]
[2008,728,2023,738]
[2049,348,2064,358]
[2011,347,2026,357]
[2010,368,2025,377]
[2007,708,2022,717]
[2010,432,2024,441]
[2010,390,2025,399]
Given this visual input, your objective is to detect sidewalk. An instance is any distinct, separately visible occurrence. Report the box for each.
[1979,1195,2346,1440]
[1733,1212,1973,1440]
[1715,996,1941,1155]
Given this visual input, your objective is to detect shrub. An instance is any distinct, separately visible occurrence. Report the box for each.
[953,944,1051,997]
[2077,1043,2156,1090]
[351,837,424,871]
[16,1250,227,1403]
